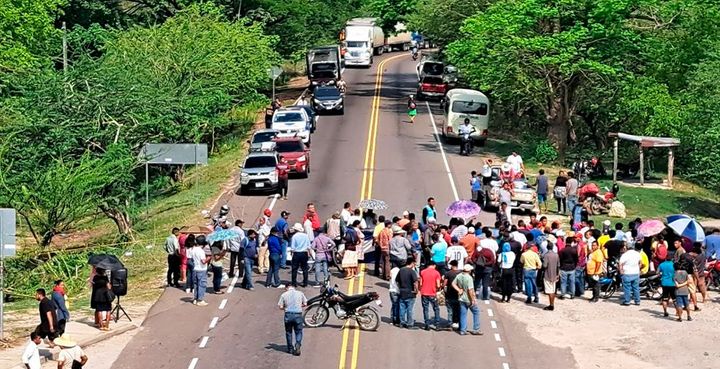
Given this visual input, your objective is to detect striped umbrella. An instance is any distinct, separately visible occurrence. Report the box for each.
[666,214,705,243]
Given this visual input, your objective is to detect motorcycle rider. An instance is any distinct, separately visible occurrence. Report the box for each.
[410,40,419,60]
[458,118,476,156]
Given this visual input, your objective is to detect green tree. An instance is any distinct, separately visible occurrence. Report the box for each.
[364,0,415,33]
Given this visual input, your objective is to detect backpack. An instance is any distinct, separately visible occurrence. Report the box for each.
[344,228,359,246]
[474,248,496,268]
[655,243,668,261]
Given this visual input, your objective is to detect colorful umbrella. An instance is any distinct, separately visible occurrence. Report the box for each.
[636,219,665,238]
[666,214,705,243]
[358,199,388,210]
[208,229,242,243]
[445,200,481,219]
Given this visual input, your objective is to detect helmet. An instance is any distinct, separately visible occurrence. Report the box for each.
[263,208,272,217]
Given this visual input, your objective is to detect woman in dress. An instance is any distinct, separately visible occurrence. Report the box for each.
[407,95,417,123]
[91,268,113,331]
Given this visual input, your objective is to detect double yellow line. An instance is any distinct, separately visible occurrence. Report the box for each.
[338,54,405,369]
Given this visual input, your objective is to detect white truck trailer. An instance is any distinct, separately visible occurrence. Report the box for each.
[343,18,385,67]
[385,23,412,52]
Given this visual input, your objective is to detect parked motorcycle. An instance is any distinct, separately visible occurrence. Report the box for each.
[599,260,662,300]
[704,259,720,290]
[303,278,381,331]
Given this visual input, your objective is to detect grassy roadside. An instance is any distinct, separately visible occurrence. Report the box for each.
[1,83,307,346]
[481,138,720,221]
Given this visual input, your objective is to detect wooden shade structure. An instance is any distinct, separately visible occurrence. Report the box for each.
[608,132,680,187]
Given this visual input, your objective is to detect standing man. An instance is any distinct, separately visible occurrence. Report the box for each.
[21,332,42,369]
[189,236,211,304]
[388,262,402,326]
[389,226,412,269]
[228,219,246,279]
[520,245,542,304]
[558,239,578,299]
[266,227,284,288]
[470,171,481,205]
[257,217,271,274]
[302,203,322,234]
[395,258,419,329]
[507,151,525,174]
[241,230,259,290]
[290,223,311,287]
[422,197,437,224]
[446,237,469,271]
[311,230,333,286]
[542,243,560,310]
[565,172,579,215]
[278,283,308,356]
[619,244,643,306]
[535,169,549,214]
[276,211,291,269]
[419,261,442,330]
[430,233,448,275]
[452,265,483,336]
[277,162,289,200]
[444,260,461,329]
[377,220,393,280]
[34,289,57,347]
[165,227,181,288]
[51,280,69,336]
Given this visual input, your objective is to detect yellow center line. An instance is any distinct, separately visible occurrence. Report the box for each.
[338,53,405,369]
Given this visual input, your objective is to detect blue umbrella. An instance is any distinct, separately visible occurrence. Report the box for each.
[666,214,705,243]
[208,229,241,243]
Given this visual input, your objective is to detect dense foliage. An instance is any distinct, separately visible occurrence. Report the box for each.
[408,0,720,190]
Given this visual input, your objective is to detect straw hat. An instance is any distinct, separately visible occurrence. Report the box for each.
[292,223,304,233]
[54,335,77,348]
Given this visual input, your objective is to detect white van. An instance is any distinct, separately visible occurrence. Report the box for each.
[440,89,490,144]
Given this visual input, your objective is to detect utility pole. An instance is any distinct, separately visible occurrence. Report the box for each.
[236,0,242,20]
[62,21,68,74]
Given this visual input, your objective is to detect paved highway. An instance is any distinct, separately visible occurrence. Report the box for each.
[111,54,577,369]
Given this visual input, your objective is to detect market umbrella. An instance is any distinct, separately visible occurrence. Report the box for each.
[208,229,241,243]
[180,225,213,234]
[88,254,125,271]
[636,219,665,238]
[666,214,705,243]
[358,199,388,210]
[445,200,481,219]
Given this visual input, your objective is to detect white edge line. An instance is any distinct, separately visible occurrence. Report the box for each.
[498,347,506,357]
[188,358,199,369]
[425,101,460,201]
[503,363,510,369]
[199,336,209,348]
[209,317,219,329]
[268,194,279,210]
[487,308,494,317]
[494,333,501,342]
[491,320,497,329]
[219,298,228,310]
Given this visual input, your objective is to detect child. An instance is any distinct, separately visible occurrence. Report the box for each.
[673,265,692,322]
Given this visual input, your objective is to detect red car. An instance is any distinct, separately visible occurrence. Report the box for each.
[417,76,448,100]
[273,137,311,177]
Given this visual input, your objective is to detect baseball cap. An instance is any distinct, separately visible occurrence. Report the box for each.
[281,210,290,217]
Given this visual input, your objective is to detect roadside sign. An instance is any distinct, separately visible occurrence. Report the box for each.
[268,66,283,80]
[0,209,16,258]
[142,143,208,165]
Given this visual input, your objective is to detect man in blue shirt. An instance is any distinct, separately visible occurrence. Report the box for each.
[266,227,284,288]
[290,223,311,287]
[657,259,676,317]
[275,211,291,269]
[706,229,720,260]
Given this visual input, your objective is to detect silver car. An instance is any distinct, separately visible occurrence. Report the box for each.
[247,129,279,152]
[239,152,280,195]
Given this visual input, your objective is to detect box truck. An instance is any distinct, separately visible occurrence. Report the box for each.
[343,18,385,67]
[306,45,343,87]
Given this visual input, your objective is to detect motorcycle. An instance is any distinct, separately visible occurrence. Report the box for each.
[303,277,381,331]
[459,128,476,156]
[704,259,720,290]
[599,260,662,300]
[638,273,662,300]
[411,47,419,61]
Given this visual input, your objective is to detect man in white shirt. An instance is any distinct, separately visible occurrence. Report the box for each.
[388,265,401,326]
[510,228,528,246]
[446,238,469,271]
[21,332,42,369]
[228,219,246,279]
[479,230,499,253]
[618,244,643,306]
[506,151,524,174]
[340,202,352,225]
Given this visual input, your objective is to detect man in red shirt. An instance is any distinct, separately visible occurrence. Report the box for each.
[376,220,393,280]
[419,262,442,330]
[302,203,321,233]
[276,164,289,200]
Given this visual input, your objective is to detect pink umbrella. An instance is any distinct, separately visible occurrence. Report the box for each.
[636,220,665,238]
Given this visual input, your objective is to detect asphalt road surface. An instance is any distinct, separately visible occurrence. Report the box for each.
[111,53,577,369]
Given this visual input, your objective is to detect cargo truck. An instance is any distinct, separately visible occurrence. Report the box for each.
[343,18,385,67]
[385,23,412,52]
[306,45,343,88]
